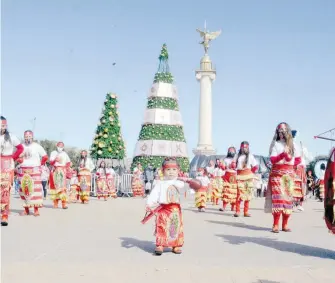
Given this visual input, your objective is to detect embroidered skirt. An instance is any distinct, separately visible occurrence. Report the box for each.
[18,166,43,208]
[222,170,237,204]
[96,176,109,198]
[212,177,223,199]
[236,169,254,201]
[69,184,79,202]
[266,164,295,214]
[155,204,184,248]
[106,174,117,198]
[49,166,68,201]
[195,186,207,208]
[131,177,144,197]
[0,156,14,215]
[292,165,305,201]
[78,169,91,201]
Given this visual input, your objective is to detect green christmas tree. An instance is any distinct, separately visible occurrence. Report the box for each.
[90,93,126,160]
[131,44,190,172]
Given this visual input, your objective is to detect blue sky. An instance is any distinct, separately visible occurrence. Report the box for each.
[2,0,335,159]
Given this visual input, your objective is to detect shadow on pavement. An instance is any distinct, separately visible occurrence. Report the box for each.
[252,280,281,283]
[9,209,24,215]
[217,234,335,260]
[119,237,155,254]
[183,208,233,217]
[208,220,270,231]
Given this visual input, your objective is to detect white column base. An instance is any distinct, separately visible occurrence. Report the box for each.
[192,145,216,156]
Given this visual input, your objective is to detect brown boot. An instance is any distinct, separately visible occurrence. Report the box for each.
[20,207,30,216]
[172,247,182,254]
[282,213,291,232]
[243,201,251,217]
[34,207,40,217]
[53,200,59,208]
[155,246,163,256]
[272,213,280,233]
[62,201,68,209]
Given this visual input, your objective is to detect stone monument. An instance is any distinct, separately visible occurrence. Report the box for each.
[193,22,221,156]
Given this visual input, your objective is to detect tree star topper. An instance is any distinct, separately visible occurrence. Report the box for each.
[196,21,221,54]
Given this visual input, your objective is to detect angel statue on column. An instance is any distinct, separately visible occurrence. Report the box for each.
[196,25,221,54]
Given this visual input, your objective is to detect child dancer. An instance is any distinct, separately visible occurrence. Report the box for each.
[195,168,210,212]
[141,158,200,256]
[69,170,79,203]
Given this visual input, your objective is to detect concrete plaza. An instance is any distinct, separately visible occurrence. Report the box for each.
[1,192,334,283]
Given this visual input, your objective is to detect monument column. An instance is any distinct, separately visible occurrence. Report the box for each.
[193,24,221,156]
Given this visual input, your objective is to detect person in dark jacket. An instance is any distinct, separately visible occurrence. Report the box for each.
[144,164,155,195]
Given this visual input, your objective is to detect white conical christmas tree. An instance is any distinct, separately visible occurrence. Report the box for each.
[131,44,189,172]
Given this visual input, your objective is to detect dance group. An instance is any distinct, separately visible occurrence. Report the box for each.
[1,116,334,256]
[141,122,334,256]
[0,116,117,226]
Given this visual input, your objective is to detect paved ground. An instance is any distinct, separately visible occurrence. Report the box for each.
[1,191,335,283]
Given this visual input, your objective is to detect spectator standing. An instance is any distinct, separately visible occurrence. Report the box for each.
[144,164,155,195]
[306,170,315,198]
[254,173,262,197]
[262,178,268,197]
[41,164,50,200]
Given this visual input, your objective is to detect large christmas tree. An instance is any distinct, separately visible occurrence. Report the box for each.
[131,44,189,172]
[90,93,126,161]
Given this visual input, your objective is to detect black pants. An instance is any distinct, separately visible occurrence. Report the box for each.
[42,181,47,198]
[257,189,262,197]
[144,181,153,194]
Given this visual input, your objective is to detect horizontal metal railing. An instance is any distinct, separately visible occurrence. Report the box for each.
[90,173,138,197]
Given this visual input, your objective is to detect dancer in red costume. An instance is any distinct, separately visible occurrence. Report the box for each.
[315,163,326,201]
[195,167,210,212]
[142,158,186,255]
[0,116,24,226]
[132,163,144,197]
[291,130,307,211]
[17,130,48,217]
[69,169,79,203]
[95,160,117,200]
[233,141,258,217]
[265,122,301,233]
[220,146,238,212]
[206,160,225,205]
[324,147,335,234]
[77,150,95,203]
[49,141,71,209]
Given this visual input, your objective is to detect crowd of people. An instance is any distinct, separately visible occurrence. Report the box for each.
[0,115,120,226]
[141,122,332,256]
[1,116,333,255]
